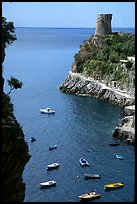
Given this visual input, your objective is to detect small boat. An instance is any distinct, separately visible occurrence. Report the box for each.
[40,180,56,188]
[84,173,100,179]
[31,137,36,142]
[49,145,57,150]
[79,192,101,200]
[104,182,124,190]
[40,108,55,114]
[47,162,60,170]
[109,142,120,146]
[79,158,89,167]
[115,154,123,160]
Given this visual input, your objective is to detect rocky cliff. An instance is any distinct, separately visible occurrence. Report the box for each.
[59,70,135,106]
[2,92,31,202]
[113,105,135,144]
[2,21,31,201]
[59,14,135,145]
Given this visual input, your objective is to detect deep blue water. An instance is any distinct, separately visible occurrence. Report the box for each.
[3,27,135,202]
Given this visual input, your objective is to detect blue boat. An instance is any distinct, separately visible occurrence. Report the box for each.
[109,142,120,146]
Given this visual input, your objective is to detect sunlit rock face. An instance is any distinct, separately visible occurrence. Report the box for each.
[95,14,112,35]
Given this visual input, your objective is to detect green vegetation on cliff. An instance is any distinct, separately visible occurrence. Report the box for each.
[74,32,135,87]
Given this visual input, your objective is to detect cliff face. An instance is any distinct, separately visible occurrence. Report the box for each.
[2,93,31,202]
[113,105,135,144]
[2,33,30,202]
[2,17,31,202]
[59,70,135,107]
[59,14,135,145]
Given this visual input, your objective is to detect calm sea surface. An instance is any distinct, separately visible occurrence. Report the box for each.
[3,27,135,202]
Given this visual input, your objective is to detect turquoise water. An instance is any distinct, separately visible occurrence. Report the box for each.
[3,27,135,202]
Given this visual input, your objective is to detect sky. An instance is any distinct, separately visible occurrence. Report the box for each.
[2,2,135,28]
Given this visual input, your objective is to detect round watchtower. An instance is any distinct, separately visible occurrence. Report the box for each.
[95,14,112,35]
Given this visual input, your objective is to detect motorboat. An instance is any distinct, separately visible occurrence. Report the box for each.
[40,108,55,114]
[115,154,123,160]
[79,158,89,167]
[109,142,120,146]
[31,137,36,142]
[104,182,124,190]
[49,144,57,150]
[47,162,60,170]
[84,173,100,179]
[40,180,56,188]
[79,192,101,200]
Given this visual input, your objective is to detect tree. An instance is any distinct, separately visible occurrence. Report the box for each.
[2,17,23,94]
[2,17,17,64]
[7,77,23,95]
[2,17,17,48]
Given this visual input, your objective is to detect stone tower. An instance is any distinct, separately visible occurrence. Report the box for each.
[95,14,112,35]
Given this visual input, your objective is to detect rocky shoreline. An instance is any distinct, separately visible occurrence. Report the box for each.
[59,70,135,145]
[113,105,135,145]
[59,70,135,106]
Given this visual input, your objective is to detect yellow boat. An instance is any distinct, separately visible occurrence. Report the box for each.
[104,182,124,190]
[79,192,101,200]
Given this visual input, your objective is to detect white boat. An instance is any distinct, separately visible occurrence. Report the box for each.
[79,192,101,200]
[84,173,100,179]
[40,108,55,114]
[79,158,89,167]
[115,154,123,160]
[47,162,60,170]
[40,180,56,188]
[49,144,57,150]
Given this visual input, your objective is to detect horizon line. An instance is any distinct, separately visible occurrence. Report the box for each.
[15,26,135,29]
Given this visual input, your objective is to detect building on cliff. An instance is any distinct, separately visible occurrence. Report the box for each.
[95,14,112,35]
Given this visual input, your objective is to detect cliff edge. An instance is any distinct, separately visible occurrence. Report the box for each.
[2,17,31,202]
[59,14,135,145]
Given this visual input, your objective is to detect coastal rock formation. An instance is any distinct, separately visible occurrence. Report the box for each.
[2,94,31,202]
[59,70,135,106]
[59,71,135,145]
[113,105,135,144]
[59,14,135,145]
[2,17,30,202]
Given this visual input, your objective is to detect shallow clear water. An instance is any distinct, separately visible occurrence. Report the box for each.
[3,27,135,202]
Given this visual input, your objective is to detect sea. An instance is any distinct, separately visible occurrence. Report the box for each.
[3,27,135,202]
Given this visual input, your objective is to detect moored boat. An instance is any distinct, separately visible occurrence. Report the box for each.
[104,182,124,190]
[31,137,36,142]
[47,162,60,170]
[40,108,55,114]
[79,158,89,167]
[40,180,56,188]
[84,173,100,179]
[79,192,101,200]
[49,144,57,150]
[109,142,120,146]
[115,154,123,160]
